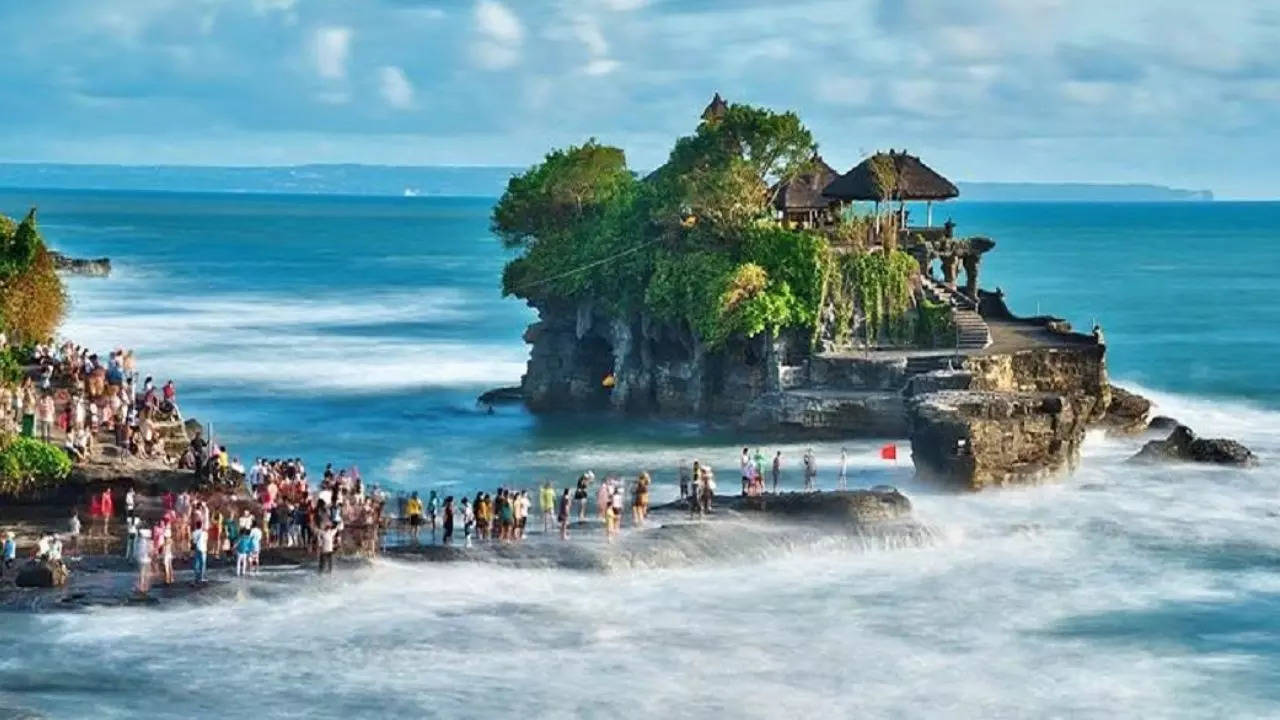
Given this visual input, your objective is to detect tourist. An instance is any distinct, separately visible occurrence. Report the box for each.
[689,461,702,518]
[461,497,475,547]
[575,472,591,522]
[161,520,174,585]
[35,392,54,442]
[699,466,715,516]
[740,447,752,496]
[248,520,263,575]
[318,522,336,574]
[609,483,624,534]
[838,447,848,490]
[772,451,782,493]
[604,494,617,542]
[67,508,81,556]
[235,526,253,577]
[442,496,455,545]
[125,485,135,517]
[100,488,114,536]
[679,460,690,500]
[427,490,441,540]
[596,478,610,522]
[1,531,15,577]
[557,488,571,540]
[803,448,817,491]
[540,480,555,533]
[516,490,531,540]
[125,513,139,559]
[499,490,515,542]
[406,491,423,544]
[632,472,651,527]
[134,525,151,593]
[191,522,208,584]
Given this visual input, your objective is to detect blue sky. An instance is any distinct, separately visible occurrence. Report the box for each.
[1,0,1277,198]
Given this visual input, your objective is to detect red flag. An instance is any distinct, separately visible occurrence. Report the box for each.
[879,443,897,461]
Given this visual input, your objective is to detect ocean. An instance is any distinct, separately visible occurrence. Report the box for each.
[1,188,1278,718]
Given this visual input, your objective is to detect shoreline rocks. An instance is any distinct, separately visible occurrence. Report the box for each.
[1129,424,1259,467]
[908,390,1093,490]
[50,251,111,277]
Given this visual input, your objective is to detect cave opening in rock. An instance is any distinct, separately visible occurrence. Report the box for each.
[573,334,615,409]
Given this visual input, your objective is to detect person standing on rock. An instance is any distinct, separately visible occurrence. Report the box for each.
[540,481,556,533]
[427,490,442,542]
[838,448,849,490]
[803,449,817,492]
[1,531,15,578]
[740,448,752,496]
[575,473,591,522]
[318,522,336,574]
[405,492,423,544]
[134,527,152,593]
[191,521,208,584]
[557,488,572,540]
[772,451,782,493]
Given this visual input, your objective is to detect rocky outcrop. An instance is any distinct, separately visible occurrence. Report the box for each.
[909,390,1093,490]
[50,252,111,277]
[1129,425,1259,467]
[15,559,69,588]
[1097,384,1152,435]
[521,300,788,417]
[1148,415,1179,432]
[712,487,911,524]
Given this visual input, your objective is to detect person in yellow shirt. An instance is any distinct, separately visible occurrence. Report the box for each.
[405,491,424,544]
[539,481,556,533]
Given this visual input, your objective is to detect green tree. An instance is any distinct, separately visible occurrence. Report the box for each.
[492,140,635,249]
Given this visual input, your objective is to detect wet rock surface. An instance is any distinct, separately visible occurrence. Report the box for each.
[1129,425,1259,467]
[50,251,111,276]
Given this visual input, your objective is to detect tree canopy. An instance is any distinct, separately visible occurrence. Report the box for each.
[493,100,936,349]
[0,209,67,343]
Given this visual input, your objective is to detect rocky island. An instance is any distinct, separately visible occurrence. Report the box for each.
[490,95,1201,490]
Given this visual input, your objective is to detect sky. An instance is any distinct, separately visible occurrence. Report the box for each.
[1,0,1277,198]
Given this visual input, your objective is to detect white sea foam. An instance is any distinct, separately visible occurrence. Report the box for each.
[59,277,529,392]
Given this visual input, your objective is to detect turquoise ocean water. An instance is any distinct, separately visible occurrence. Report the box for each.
[1,188,1278,719]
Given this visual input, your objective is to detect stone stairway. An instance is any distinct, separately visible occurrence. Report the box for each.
[921,277,990,350]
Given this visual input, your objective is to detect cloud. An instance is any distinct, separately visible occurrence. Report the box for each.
[378,65,415,109]
[1,0,1279,197]
[312,26,352,80]
[472,0,523,70]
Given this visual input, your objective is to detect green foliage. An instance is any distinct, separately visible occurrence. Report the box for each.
[0,346,24,386]
[826,249,920,346]
[491,140,635,249]
[648,103,816,238]
[0,435,72,497]
[494,101,941,351]
[915,297,955,347]
[0,210,38,282]
[0,210,67,344]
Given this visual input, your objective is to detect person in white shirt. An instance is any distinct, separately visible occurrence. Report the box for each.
[740,447,752,496]
[838,447,848,490]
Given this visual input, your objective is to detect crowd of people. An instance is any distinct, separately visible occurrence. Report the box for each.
[0,341,189,464]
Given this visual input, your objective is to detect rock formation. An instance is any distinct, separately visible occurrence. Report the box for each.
[1097,384,1153,435]
[50,252,111,277]
[1129,425,1259,467]
[15,559,69,588]
[908,390,1091,489]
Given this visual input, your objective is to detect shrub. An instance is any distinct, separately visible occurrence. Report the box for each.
[0,435,73,497]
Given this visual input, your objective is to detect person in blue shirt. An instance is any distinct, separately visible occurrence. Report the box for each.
[1,531,15,578]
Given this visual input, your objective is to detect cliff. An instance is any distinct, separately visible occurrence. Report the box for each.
[515,285,1129,492]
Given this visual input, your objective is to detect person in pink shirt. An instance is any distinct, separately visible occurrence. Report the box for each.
[99,488,114,536]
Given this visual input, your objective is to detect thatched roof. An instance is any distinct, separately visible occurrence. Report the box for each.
[771,155,839,211]
[701,92,728,123]
[823,150,959,202]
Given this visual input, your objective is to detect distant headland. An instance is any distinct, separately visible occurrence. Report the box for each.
[0,164,1213,203]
